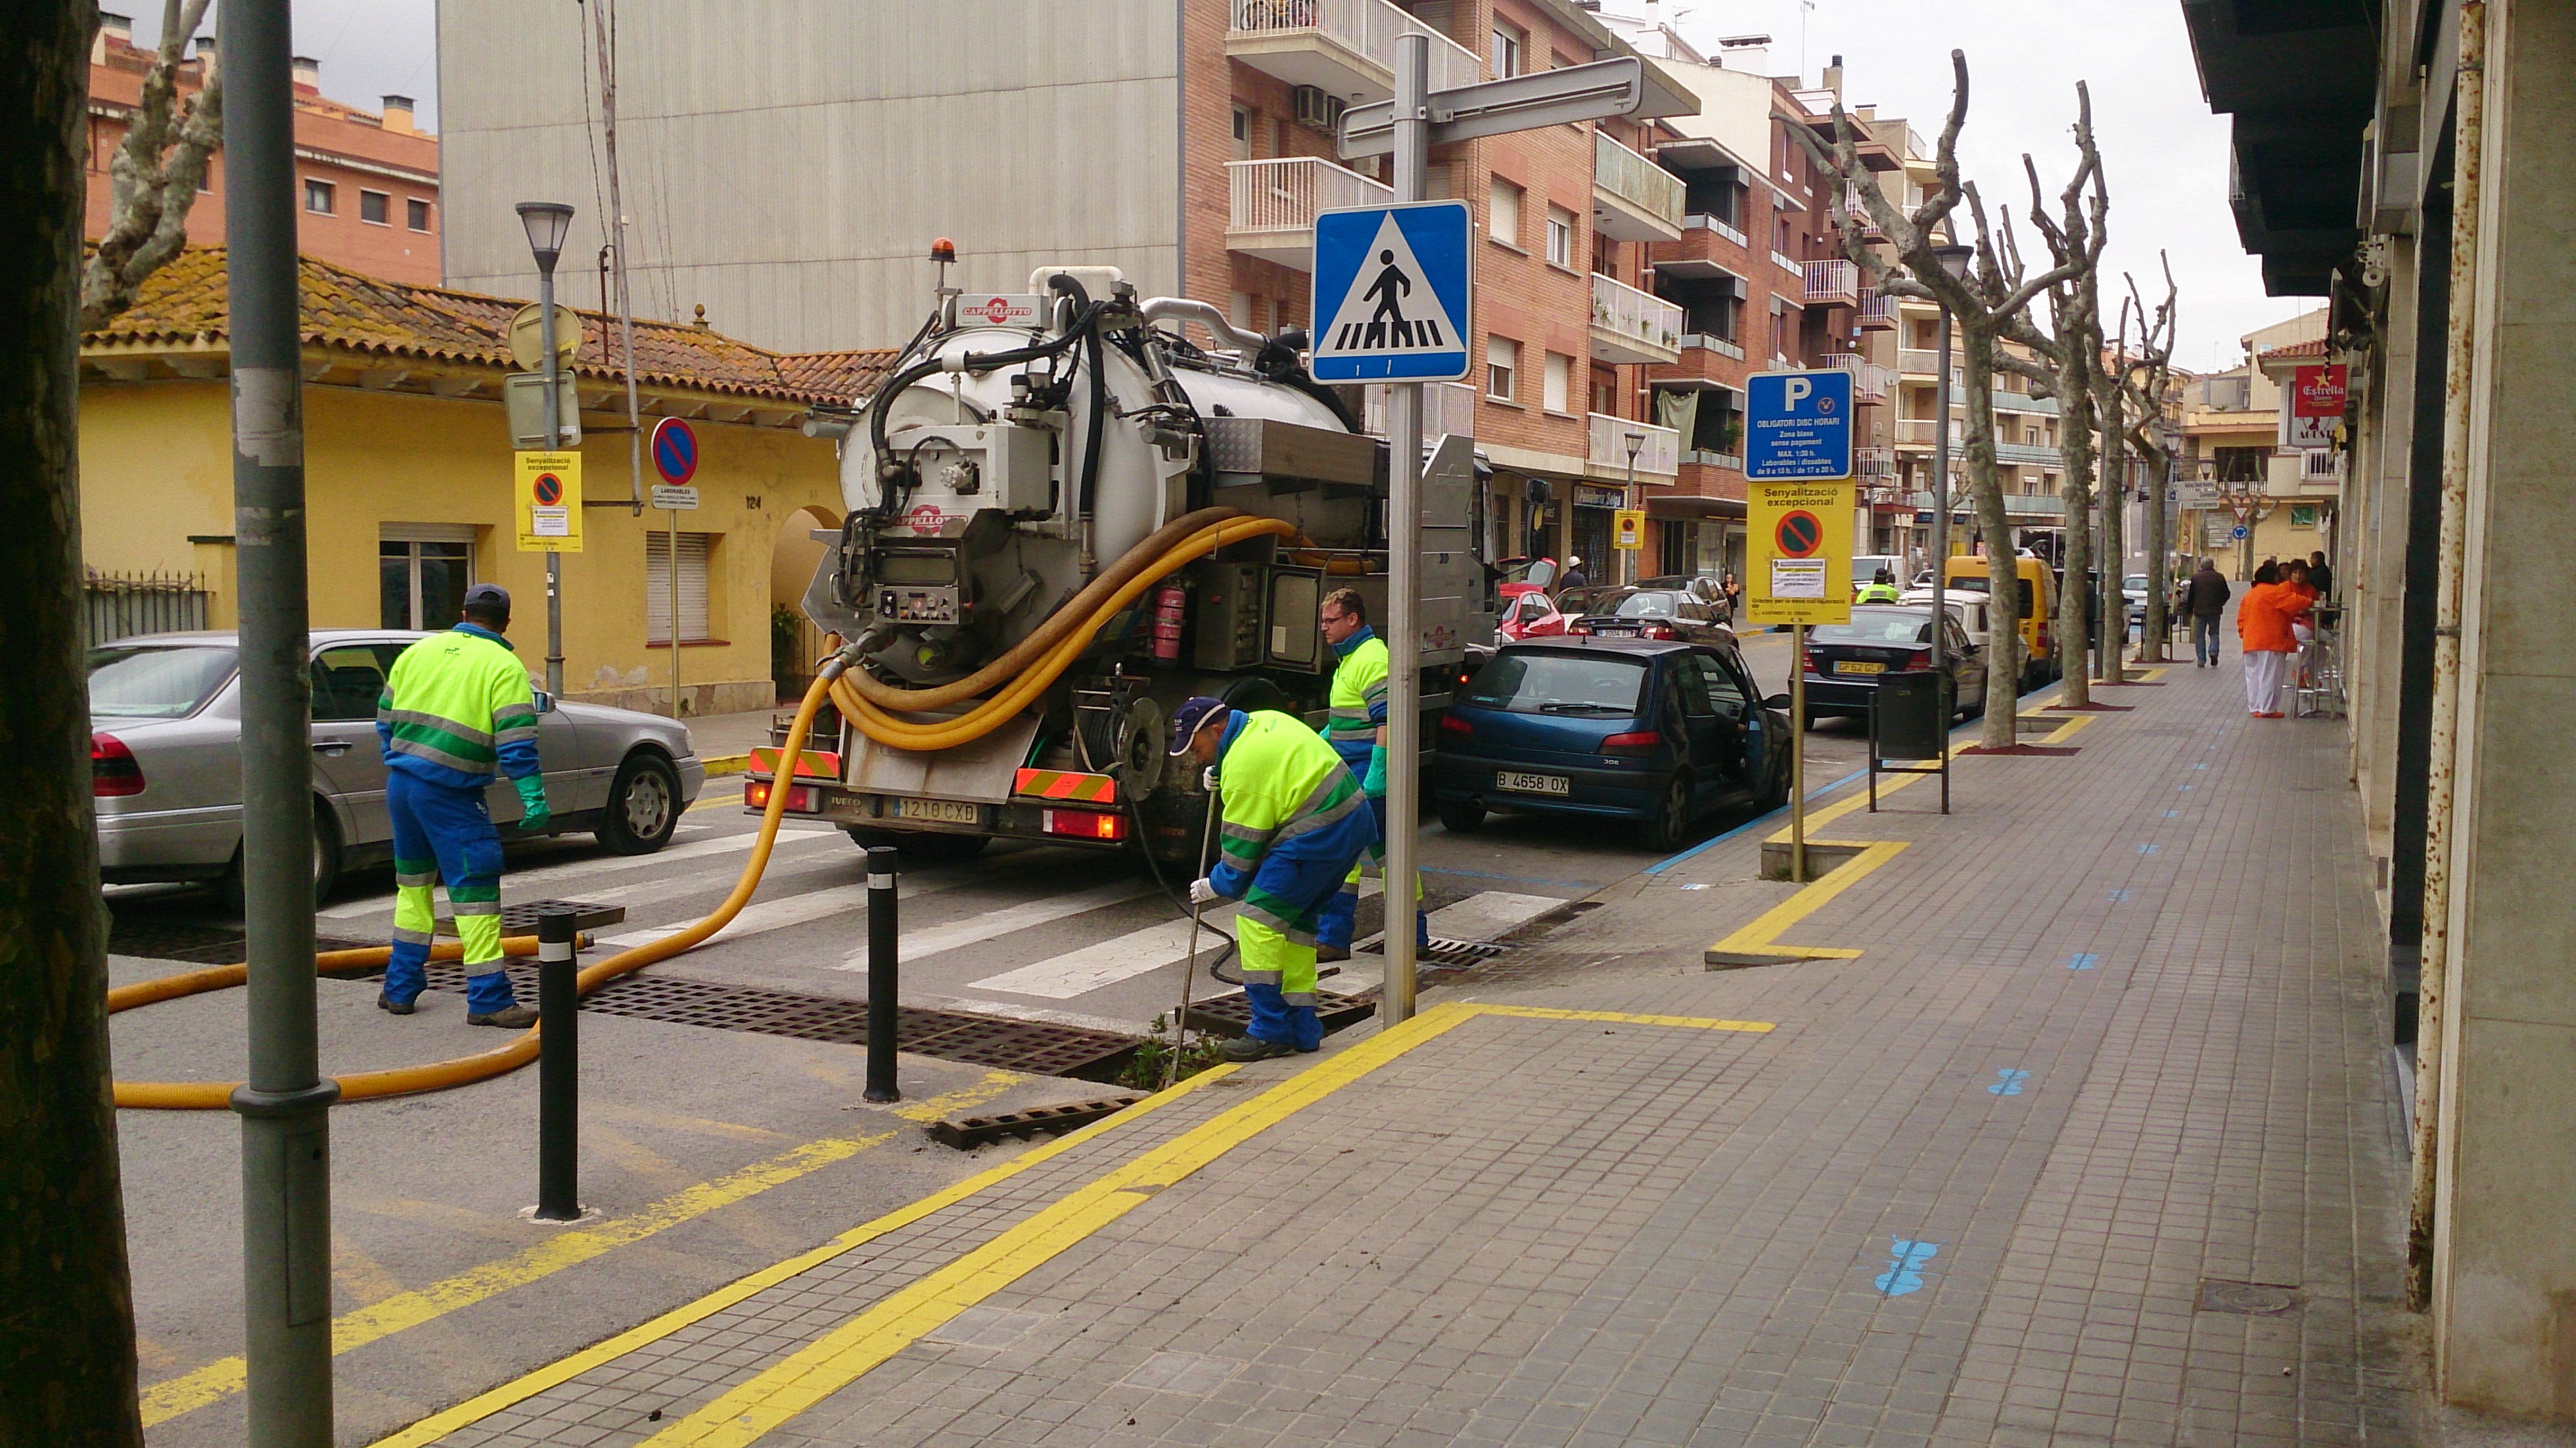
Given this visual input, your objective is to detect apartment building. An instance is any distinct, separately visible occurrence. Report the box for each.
[2174,309,2334,577]
[437,0,1701,583]
[84,14,442,285]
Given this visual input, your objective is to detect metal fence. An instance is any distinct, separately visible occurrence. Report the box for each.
[85,570,210,647]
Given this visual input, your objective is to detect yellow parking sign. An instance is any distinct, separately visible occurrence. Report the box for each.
[1613,509,1645,550]
[515,451,583,553]
[1746,478,1854,625]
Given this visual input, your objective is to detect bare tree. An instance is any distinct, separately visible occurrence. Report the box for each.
[80,0,221,332]
[0,4,148,1443]
[2119,261,2181,660]
[1791,52,2082,750]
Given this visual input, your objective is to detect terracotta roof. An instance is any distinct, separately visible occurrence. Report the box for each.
[84,248,896,407]
[2257,338,2332,362]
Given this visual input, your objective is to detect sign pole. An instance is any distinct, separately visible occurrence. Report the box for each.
[647,419,702,719]
[1790,623,1807,883]
[1381,30,1429,1026]
[538,263,566,698]
[669,504,681,717]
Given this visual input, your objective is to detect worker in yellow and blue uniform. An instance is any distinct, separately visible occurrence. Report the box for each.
[1311,588,1426,961]
[1175,696,1375,1061]
[375,583,549,1027]
[1855,568,1902,604]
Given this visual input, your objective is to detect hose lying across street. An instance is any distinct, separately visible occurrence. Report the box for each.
[108,507,1293,1108]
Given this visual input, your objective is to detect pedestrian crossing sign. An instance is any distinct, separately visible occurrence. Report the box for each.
[1309,200,1473,383]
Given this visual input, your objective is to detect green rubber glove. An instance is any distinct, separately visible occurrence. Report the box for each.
[513,775,551,831]
[1363,745,1388,798]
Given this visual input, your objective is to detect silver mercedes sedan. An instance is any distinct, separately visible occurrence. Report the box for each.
[91,629,708,902]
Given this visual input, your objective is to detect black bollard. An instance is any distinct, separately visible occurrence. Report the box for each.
[534,905,581,1220]
[864,846,900,1102]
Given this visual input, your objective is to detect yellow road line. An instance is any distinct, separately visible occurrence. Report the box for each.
[365,1066,1241,1448]
[141,1074,1022,1428]
[1770,769,1929,842]
[633,1003,1770,1447]
[1707,840,1908,961]
[2038,714,2093,744]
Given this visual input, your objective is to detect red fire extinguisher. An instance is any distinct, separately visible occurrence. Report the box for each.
[1149,582,1187,666]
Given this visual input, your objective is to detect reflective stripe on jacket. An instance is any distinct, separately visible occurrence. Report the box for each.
[1207,710,1375,945]
[377,623,543,789]
[1323,628,1389,770]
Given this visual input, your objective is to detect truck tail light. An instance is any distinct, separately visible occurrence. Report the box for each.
[92,733,144,797]
[744,779,819,813]
[1438,713,1473,738]
[1042,808,1125,842]
[1599,730,1661,757]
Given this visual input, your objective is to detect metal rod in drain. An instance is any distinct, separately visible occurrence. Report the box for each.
[534,906,581,1220]
[865,846,900,1102]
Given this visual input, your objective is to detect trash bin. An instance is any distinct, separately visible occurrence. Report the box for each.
[1870,673,1948,761]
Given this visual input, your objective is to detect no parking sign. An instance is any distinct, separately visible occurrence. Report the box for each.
[1746,478,1853,625]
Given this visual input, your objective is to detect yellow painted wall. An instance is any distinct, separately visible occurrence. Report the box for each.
[78,374,844,715]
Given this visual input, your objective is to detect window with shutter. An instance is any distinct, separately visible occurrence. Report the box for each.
[646,532,713,644]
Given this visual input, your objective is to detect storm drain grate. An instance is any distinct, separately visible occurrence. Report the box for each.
[110,919,375,965]
[1185,988,1379,1040]
[398,961,1140,1081]
[1360,936,1509,968]
[436,899,630,938]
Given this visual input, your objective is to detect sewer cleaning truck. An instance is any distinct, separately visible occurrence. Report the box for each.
[752,251,1489,869]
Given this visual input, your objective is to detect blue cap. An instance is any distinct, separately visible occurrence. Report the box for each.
[462,583,512,613]
[1167,696,1228,754]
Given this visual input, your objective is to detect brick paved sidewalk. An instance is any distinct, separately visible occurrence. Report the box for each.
[390,659,2465,1448]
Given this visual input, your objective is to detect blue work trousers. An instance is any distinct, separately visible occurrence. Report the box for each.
[383,770,517,1016]
[1314,794,1429,951]
[1245,981,1324,1052]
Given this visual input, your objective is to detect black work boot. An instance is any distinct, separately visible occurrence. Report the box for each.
[468,1003,540,1029]
[377,995,417,1016]
[1215,1035,1296,1062]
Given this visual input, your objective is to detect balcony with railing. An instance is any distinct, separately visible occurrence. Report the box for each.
[1895,417,1958,448]
[1592,131,1686,242]
[1225,0,1482,104]
[1898,347,1941,378]
[1685,213,1748,248]
[1856,288,1897,330]
[1803,259,1860,307]
[1682,332,1745,360]
[1362,380,1479,440]
[1588,272,1683,366]
[1587,413,1681,479]
[1819,352,1890,403]
[1682,449,1744,471]
[1993,439,2059,466]
[1772,250,1805,279]
[1992,389,2061,416]
[1653,218,1755,286]
[1855,445,1897,480]
[1226,156,1392,270]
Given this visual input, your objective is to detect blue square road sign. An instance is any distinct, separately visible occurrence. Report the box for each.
[1309,200,1473,383]
[1745,369,1855,480]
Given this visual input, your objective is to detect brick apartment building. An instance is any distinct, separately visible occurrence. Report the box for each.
[85,12,440,286]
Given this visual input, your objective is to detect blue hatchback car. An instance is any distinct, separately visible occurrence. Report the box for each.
[1433,637,1793,850]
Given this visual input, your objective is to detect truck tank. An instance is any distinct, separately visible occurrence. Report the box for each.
[780,261,1489,867]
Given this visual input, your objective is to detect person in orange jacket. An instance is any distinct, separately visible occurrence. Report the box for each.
[2236,562,2314,717]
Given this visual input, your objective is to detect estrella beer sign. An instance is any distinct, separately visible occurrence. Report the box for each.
[2282,363,2347,449]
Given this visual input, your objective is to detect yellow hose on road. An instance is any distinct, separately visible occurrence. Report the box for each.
[110,509,1297,1106]
[109,673,836,1110]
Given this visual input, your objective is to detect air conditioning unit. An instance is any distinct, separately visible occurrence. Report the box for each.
[1292,86,1345,133]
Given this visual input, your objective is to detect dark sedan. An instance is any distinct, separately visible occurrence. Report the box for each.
[1563,587,1736,647]
[1433,637,1792,850]
[1799,606,1988,725]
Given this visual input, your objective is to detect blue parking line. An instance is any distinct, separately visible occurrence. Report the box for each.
[1641,768,1866,875]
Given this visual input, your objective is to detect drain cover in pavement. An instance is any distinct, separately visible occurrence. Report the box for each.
[2197,1280,2301,1315]
[1184,988,1377,1039]
[1358,936,1508,967]
[110,920,375,964]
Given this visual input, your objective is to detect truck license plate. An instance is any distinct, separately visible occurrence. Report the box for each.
[895,798,981,825]
[1833,660,1886,675]
[1496,771,1570,797]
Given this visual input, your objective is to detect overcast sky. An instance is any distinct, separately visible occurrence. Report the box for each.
[129,0,2307,372]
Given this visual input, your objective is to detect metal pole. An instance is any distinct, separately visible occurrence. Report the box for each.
[1929,304,1952,682]
[535,907,580,1221]
[539,265,566,698]
[864,846,900,1101]
[1380,31,1429,1028]
[221,3,336,1441]
[1789,624,1808,883]
[1166,785,1222,1089]
[668,505,681,717]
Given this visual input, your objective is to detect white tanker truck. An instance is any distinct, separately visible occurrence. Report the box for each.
[757,254,1490,868]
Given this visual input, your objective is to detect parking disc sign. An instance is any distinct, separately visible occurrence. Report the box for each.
[1746,369,1855,480]
[1309,200,1472,382]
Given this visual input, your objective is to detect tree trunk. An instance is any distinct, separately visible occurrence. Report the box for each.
[2096,376,2129,682]
[2142,434,2171,659]
[0,7,149,1445]
[2054,371,2096,708]
[1961,327,2019,749]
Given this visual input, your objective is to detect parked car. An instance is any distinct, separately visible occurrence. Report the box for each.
[1497,589,1572,643]
[90,630,707,902]
[1490,555,1559,609]
[1799,605,1989,725]
[1563,587,1736,646]
[2123,574,2151,628]
[1941,554,2059,688]
[1433,637,1793,851]
[1898,588,1995,654]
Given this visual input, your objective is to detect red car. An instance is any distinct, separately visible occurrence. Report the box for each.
[1492,556,1570,643]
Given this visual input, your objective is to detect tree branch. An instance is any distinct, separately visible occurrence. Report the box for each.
[80,0,221,333]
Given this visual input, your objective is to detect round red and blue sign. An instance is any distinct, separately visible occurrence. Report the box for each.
[1774,509,1823,558]
[649,417,699,486]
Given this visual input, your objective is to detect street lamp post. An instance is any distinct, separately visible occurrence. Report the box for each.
[517,201,576,698]
[1927,243,1973,689]
[1623,430,1645,585]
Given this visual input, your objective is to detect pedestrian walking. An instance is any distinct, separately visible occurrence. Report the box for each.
[1176,696,1377,1060]
[375,583,549,1026]
[1719,570,1742,623]
[1559,556,1588,591]
[1311,589,1424,962]
[2184,557,2232,667]
[2236,562,2313,717]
